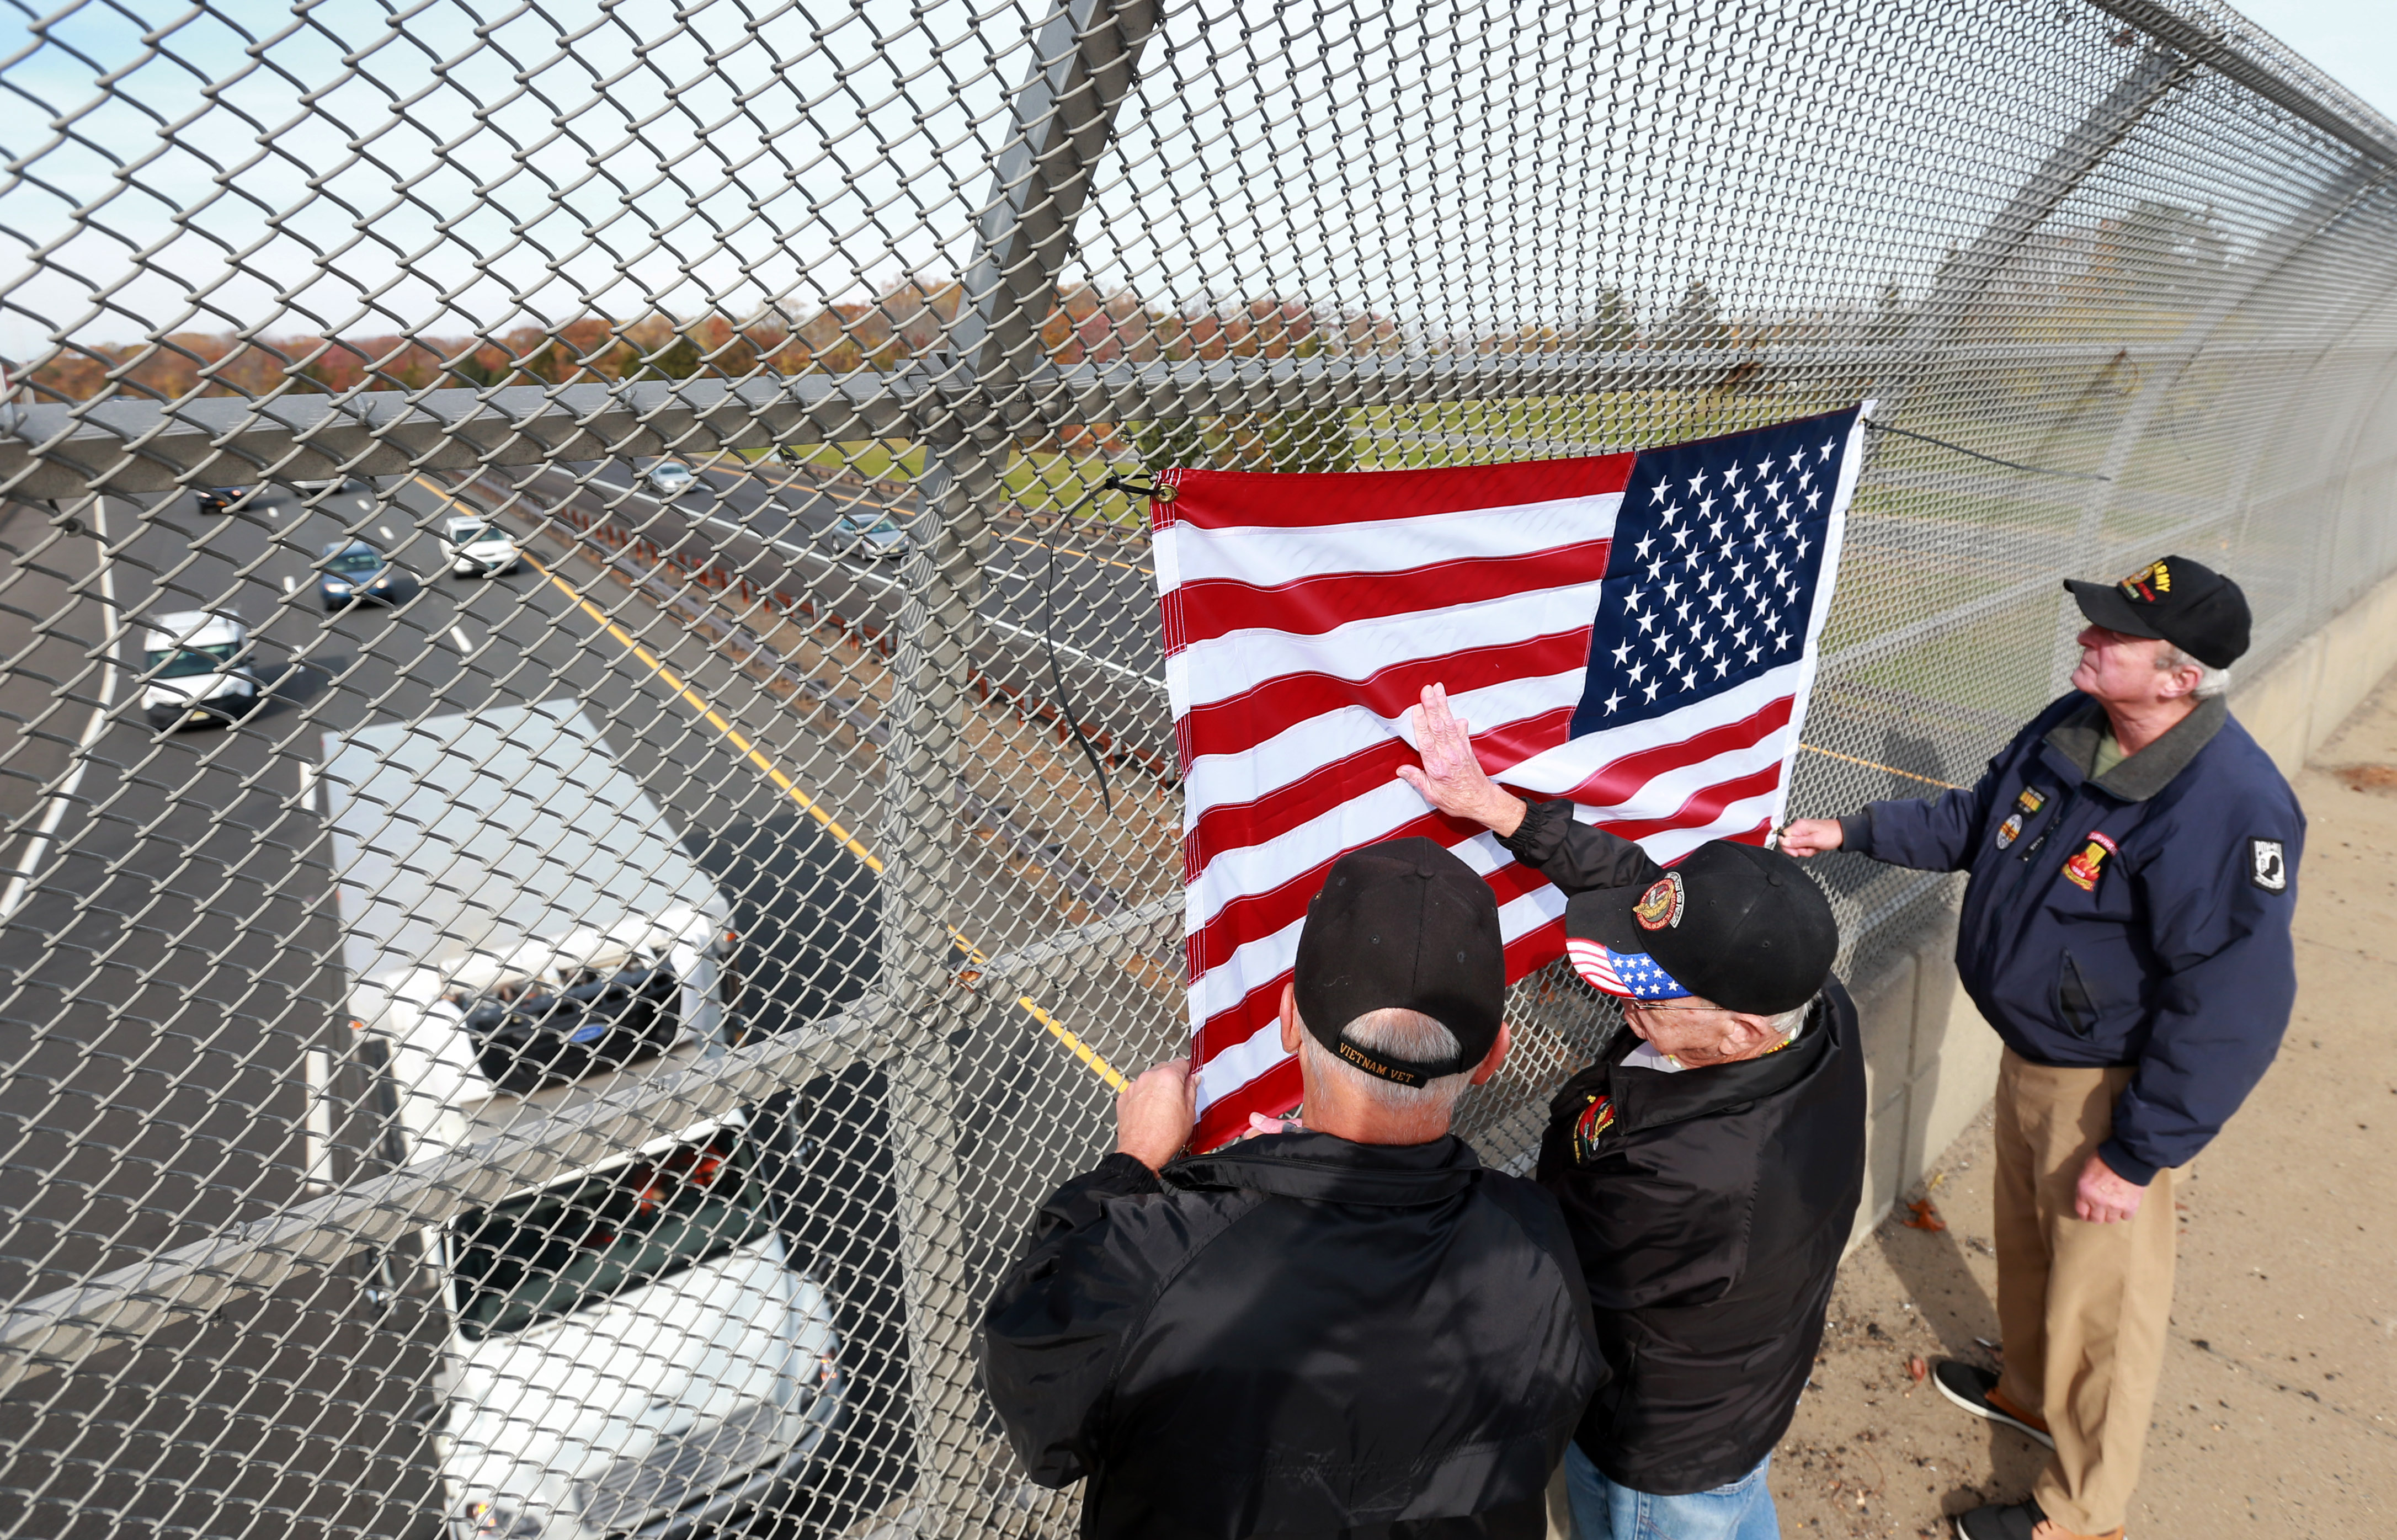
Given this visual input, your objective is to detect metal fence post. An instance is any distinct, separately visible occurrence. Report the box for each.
[873,419,1011,1537]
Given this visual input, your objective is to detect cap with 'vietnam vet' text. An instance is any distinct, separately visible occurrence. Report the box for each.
[1293,838,1505,1087]
[2064,554,2251,669]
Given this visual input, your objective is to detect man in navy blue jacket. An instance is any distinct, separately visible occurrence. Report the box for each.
[1783,555,2303,1540]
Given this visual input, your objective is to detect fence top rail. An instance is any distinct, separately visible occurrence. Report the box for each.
[4,333,2386,500]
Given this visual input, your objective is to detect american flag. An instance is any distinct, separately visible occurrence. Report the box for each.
[1154,403,1868,1149]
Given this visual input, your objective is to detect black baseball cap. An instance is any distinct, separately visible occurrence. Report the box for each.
[1564,839,1837,1015]
[1293,838,1505,1087]
[2064,555,2251,669]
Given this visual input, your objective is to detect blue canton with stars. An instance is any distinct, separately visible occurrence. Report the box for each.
[1570,405,1861,737]
[1600,946,1689,1000]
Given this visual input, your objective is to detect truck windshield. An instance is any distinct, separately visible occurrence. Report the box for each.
[145,643,239,678]
[448,1128,769,1341]
[328,547,383,575]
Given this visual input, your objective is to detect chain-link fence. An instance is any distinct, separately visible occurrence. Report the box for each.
[3,0,2394,1533]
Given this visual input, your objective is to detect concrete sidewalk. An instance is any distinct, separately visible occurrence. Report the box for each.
[1769,674,2397,1537]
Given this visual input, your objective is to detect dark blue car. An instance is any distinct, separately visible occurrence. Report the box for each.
[319,540,411,609]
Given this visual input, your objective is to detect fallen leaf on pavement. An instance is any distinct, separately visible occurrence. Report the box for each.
[1904,1198,1948,1231]
[1908,1356,1928,1382]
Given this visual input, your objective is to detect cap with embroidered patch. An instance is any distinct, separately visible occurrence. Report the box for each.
[1293,838,1505,1087]
[1564,838,1837,1015]
[2065,553,2250,669]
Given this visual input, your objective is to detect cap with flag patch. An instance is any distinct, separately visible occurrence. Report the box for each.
[2064,553,2251,669]
[1293,837,1505,1087]
[1564,839,1837,1015]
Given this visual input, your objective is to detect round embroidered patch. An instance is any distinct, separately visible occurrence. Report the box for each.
[1633,871,1685,931]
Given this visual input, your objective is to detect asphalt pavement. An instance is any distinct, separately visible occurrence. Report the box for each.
[0,458,1171,1538]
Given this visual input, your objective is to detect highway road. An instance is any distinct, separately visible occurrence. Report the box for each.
[0,466,1171,1537]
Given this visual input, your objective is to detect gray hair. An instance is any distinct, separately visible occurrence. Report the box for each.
[1298,1006,1473,1115]
[2155,642,2230,699]
[1762,996,1815,1041]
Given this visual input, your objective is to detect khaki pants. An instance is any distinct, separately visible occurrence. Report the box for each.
[1993,1049,2177,1537]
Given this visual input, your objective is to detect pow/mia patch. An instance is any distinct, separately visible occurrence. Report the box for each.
[1633,870,1685,931]
[2118,560,2171,603]
[2250,837,2288,893]
[2062,830,2118,892]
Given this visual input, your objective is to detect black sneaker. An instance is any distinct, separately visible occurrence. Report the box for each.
[1932,1360,2055,1449]
[1952,1499,2045,1540]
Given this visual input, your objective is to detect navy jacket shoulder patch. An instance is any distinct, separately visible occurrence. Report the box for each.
[2250,837,2288,893]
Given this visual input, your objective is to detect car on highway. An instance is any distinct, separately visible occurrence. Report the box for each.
[318,539,411,608]
[821,513,907,563]
[194,487,251,518]
[441,515,520,577]
[140,610,260,730]
[642,460,696,498]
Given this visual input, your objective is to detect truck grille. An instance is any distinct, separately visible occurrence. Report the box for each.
[572,1397,790,1534]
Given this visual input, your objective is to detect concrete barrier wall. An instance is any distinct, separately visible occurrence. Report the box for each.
[1843,561,2397,1247]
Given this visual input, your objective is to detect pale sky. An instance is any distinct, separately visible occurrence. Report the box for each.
[2230,0,2397,121]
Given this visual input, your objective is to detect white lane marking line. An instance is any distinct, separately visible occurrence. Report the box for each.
[2,501,120,923]
[282,574,295,594]
[301,1049,334,1192]
[449,622,475,655]
[378,525,394,542]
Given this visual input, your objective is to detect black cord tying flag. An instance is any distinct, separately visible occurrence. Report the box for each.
[1865,419,2111,482]
[1039,505,1115,817]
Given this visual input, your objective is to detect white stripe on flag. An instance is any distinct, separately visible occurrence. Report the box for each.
[1498,667,1801,794]
[1170,580,1606,714]
[1162,494,1623,592]
[1181,668,1586,835]
[1190,717,1793,943]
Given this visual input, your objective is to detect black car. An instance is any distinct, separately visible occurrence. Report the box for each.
[318,539,411,608]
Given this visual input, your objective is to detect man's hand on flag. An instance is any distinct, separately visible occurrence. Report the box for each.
[1396,683,1529,836]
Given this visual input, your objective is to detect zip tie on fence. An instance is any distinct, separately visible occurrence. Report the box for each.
[1865,420,2112,482]
[1102,472,1174,502]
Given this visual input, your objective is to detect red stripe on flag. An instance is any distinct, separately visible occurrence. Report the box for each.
[1547,695,1796,806]
[1184,704,1578,876]
[1179,628,1594,763]
[1174,543,1613,647]
[1166,455,1635,531]
[1595,763,1788,843]
[1191,1054,1303,1153]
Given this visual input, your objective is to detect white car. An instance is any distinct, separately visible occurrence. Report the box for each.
[443,515,520,577]
[433,1118,844,1540]
[643,461,695,498]
[141,610,260,730]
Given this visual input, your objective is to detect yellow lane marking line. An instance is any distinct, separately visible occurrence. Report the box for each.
[418,476,1126,1090]
[949,929,1128,1093]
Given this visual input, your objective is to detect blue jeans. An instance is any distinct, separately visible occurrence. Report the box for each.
[1562,1441,1778,1540]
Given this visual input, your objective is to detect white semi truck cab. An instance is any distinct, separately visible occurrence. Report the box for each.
[319,701,841,1539]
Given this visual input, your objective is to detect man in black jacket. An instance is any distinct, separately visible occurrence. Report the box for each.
[1399,684,1866,1540]
[981,837,1603,1540]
